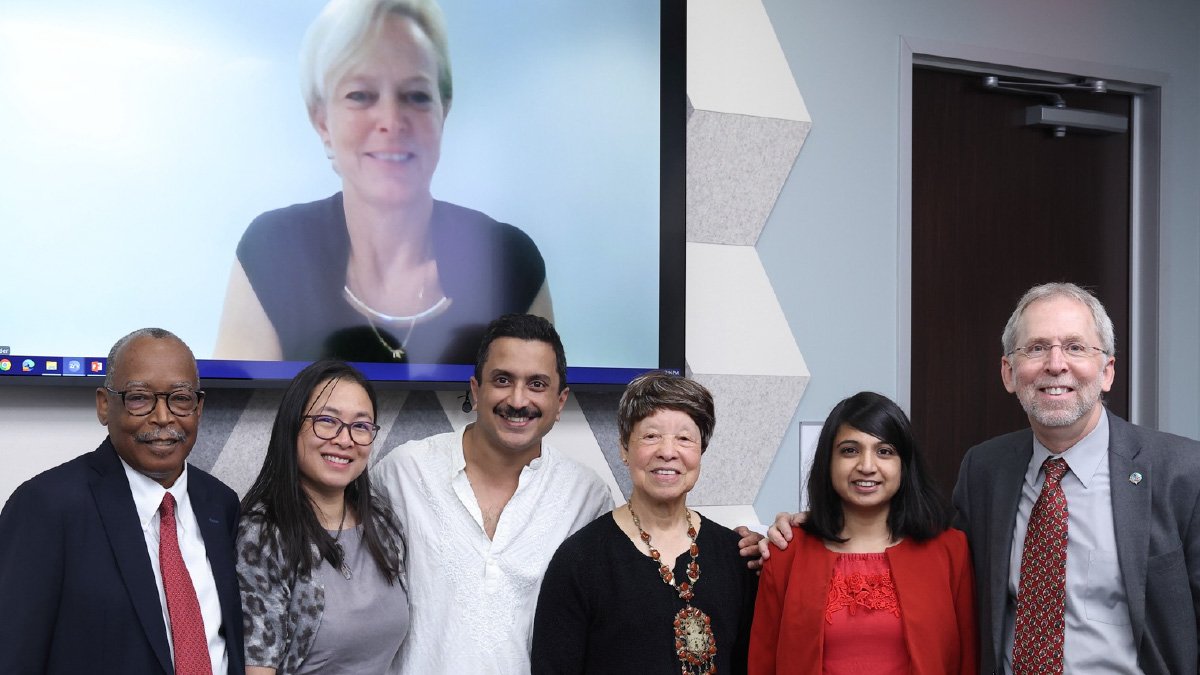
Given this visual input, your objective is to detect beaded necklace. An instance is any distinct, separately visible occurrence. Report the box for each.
[628,503,716,675]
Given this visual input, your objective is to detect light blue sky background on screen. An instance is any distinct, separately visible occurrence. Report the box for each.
[0,0,660,368]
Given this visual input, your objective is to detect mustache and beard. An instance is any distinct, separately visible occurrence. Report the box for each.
[1014,374,1103,428]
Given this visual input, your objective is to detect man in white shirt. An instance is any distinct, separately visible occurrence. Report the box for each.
[373,314,614,674]
[0,328,245,675]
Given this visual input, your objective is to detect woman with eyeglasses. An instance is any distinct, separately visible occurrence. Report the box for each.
[237,359,407,675]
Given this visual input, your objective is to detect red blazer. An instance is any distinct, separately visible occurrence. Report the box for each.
[749,528,978,675]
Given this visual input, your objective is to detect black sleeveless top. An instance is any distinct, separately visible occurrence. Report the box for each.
[237,193,545,364]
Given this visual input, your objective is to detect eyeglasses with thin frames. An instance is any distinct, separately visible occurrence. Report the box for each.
[105,387,204,417]
[1007,342,1106,361]
[303,415,380,446]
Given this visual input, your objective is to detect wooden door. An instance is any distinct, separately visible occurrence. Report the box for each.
[911,66,1131,499]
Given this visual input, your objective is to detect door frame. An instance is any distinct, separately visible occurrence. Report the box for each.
[897,36,1165,427]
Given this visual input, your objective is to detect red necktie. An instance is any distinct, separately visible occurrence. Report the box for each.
[1012,457,1069,674]
[159,492,213,675]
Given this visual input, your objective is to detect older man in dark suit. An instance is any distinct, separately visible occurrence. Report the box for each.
[0,328,245,675]
[952,283,1199,674]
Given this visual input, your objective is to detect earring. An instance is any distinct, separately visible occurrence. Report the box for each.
[621,457,628,465]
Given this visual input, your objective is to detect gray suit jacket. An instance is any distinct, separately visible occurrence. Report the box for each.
[952,410,1200,675]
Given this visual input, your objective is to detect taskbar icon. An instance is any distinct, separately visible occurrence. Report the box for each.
[0,356,106,377]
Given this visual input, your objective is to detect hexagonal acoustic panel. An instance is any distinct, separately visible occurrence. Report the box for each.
[684,243,809,507]
[686,0,811,247]
[684,0,812,520]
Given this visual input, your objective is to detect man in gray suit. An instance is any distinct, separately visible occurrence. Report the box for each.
[952,282,1199,674]
[765,282,1199,674]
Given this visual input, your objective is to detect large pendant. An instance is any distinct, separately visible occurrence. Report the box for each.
[673,604,716,675]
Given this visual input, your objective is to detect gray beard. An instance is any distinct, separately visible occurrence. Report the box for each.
[1017,378,1102,428]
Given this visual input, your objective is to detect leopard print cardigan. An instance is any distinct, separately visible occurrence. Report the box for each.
[236,512,324,675]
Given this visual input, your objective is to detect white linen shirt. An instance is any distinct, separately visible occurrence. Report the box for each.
[372,429,614,675]
[1002,411,1142,674]
[120,459,229,675]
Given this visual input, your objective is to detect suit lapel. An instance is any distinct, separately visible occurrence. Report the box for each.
[1106,412,1149,644]
[88,441,174,675]
[989,432,1032,662]
[189,475,236,623]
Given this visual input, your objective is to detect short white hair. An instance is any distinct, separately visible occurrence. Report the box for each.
[1001,282,1116,356]
[299,0,452,123]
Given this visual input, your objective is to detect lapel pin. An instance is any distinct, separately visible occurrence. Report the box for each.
[1128,472,1142,485]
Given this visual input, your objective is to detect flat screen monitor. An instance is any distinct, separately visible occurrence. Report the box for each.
[0,0,683,388]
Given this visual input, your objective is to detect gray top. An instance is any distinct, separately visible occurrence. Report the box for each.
[296,526,409,675]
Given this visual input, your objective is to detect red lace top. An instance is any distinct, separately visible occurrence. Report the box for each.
[822,552,909,675]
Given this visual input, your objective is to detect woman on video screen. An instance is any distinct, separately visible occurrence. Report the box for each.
[215,0,552,364]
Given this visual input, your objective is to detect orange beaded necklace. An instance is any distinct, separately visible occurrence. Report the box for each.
[628,503,717,675]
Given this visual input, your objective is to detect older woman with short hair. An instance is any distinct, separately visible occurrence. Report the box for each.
[216,0,551,364]
[531,372,757,675]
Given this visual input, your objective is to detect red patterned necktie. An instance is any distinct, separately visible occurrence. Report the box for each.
[159,492,213,675]
[1012,457,1069,674]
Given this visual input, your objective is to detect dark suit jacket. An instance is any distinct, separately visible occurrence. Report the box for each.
[952,410,1200,674]
[0,438,245,674]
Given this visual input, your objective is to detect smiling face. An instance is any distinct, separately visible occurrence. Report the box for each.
[829,424,901,517]
[469,337,567,459]
[95,336,203,488]
[1002,295,1115,444]
[296,378,374,501]
[622,408,703,509]
[313,14,445,210]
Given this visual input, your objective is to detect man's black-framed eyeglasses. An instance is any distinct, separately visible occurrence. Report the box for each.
[303,415,380,445]
[105,387,204,417]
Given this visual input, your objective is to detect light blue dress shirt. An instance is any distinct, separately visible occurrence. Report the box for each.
[1002,411,1142,674]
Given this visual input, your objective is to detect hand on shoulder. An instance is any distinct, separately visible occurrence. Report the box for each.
[758,511,808,561]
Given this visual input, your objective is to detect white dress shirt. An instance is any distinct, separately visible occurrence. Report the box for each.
[372,429,614,675]
[1003,411,1142,674]
[120,460,229,675]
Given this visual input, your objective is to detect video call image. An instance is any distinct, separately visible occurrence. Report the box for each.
[0,0,662,376]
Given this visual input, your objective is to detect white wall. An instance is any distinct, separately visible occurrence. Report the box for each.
[0,386,107,503]
[753,0,1200,517]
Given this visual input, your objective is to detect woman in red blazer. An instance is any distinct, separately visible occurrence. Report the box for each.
[750,392,977,674]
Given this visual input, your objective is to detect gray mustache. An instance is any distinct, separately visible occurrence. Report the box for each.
[134,428,187,443]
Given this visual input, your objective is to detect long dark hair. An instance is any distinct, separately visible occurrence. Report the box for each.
[241,359,404,583]
[801,391,950,543]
